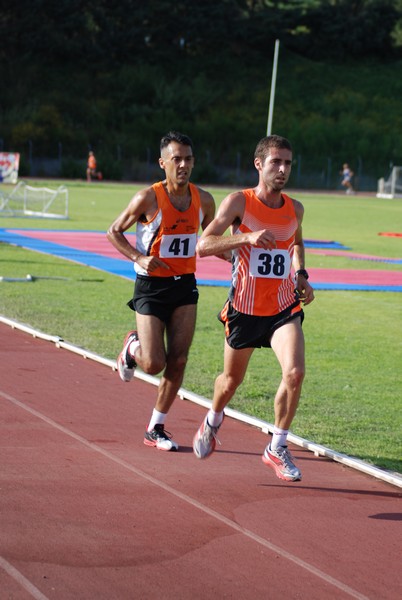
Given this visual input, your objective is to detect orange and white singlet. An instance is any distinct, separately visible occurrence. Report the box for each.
[230,189,300,316]
[134,181,203,278]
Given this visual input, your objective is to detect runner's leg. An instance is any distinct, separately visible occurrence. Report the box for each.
[211,342,254,412]
[270,318,305,429]
[154,303,197,413]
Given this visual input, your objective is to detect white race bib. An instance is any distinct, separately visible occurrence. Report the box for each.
[160,233,197,258]
[249,248,291,279]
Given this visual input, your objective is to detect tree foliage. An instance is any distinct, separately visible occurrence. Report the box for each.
[294,0,400,59]
[0,0,401,181]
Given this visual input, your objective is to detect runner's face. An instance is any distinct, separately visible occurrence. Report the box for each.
[159,142,194,187]
[256,147,292,192]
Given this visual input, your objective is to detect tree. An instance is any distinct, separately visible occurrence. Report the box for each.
[294,0,401,60]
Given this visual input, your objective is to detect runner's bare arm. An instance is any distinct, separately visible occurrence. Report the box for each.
[291,199,314,305]
[197,192,276,257]
[198,188,232,261]
[107,188,169,271]
[199,189,216,231]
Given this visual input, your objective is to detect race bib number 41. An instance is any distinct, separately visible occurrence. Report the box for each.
[160,233,197,258]
[249,248,291,279]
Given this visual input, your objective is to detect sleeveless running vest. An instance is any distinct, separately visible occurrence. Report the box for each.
[134,181,203,278]
[230,190,300,316]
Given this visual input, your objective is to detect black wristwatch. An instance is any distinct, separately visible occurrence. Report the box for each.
[295,269,309,280]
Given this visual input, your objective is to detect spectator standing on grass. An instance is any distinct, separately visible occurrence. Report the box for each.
[107,131,216,451]
[340,163,355,194]
[192,134,315,482]
[86,151,102,182]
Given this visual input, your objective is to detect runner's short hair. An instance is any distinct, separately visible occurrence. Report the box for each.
[160,131,194,153]
[254,135,292,162]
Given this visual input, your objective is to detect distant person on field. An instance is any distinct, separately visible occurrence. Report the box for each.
[107,131,217,452]
[340,163,354,194]
[192,134,315,482]
[86,151,103,182]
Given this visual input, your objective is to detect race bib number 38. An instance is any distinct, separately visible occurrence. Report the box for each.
[249,248,291,279]
[160,233,197,258]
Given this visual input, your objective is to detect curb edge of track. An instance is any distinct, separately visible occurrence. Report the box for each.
[2,314,401,490]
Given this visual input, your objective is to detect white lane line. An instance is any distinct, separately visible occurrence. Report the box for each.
[1,390,369,600]
[0,555,50,600]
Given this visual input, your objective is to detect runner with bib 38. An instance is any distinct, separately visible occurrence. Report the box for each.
[192,134,315,482]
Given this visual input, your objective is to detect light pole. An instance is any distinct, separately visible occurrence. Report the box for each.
[266,39,280,136]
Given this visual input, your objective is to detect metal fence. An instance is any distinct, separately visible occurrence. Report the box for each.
[16,149,381,192]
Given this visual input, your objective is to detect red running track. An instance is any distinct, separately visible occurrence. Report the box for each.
[1,323,401,600]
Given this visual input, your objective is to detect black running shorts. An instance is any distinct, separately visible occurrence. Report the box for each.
[129,273,199,323]
[218,300,304,349]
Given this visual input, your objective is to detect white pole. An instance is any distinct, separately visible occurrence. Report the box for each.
[266,39,280,136]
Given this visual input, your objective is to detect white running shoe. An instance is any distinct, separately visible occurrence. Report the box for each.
[262,445,302,481]
[144,424,179,451]
[117,330,138,382]
[193,414,224,459]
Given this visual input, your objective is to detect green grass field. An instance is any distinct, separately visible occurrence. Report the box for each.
[1,179,401,474]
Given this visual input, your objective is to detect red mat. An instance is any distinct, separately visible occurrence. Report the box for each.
[8,229,402,289]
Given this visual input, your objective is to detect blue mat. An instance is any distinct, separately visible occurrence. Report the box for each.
[1,228,401,292]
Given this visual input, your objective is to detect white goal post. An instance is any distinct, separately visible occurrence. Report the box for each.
[0,181,69,219]
[376,166,402,199]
